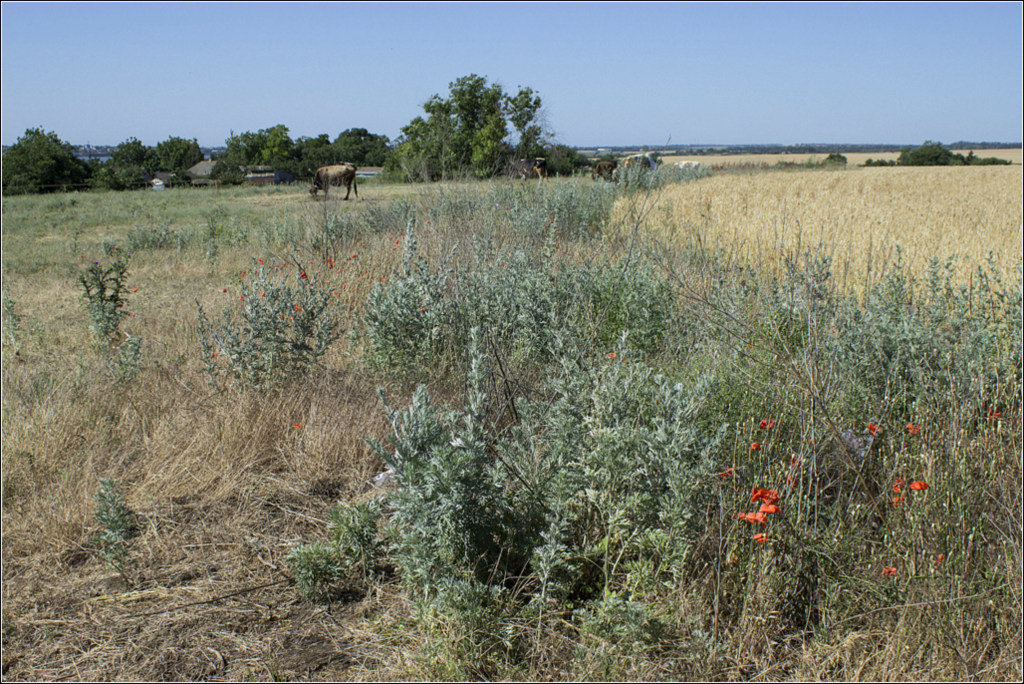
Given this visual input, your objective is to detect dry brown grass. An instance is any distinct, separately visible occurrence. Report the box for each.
[614,165,1023,292]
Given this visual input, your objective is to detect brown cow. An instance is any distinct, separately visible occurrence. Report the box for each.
[310,163,358,200]
[592,160,618,182]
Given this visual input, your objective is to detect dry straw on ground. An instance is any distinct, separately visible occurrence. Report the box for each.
[615,166,1023,291]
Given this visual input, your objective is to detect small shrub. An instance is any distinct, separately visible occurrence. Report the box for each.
[329,498,383,582]
[94,478,138,583]
[108,334,143,382]
[126,222,185,252]
[362,225,674,376]
[1,285,22,357]
[285,543,345,602]
[196,260,345,387]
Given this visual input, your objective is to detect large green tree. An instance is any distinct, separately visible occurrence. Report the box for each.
[333,128,391,167]
[154,136,203,173]
[223,125,297,168]
[385,74,549,181]
[92,137,157,191]
[2,127,91,194]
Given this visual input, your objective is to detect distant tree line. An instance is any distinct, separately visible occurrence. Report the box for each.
[863,142,1012,167]
[3,74,592,194]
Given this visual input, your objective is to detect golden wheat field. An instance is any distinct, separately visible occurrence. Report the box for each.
[658,147,1023,168]
[616,165,1023,292]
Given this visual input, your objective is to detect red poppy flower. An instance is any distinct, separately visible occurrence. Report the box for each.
[607,352,617,359]
[292,423,302,429]
[906,423,921,434]
[718,467,735,479]
[759,419,776,430]
[221,288,227,293]
[988,408,1001,420]
[752,488,781,505]
[299,272,308,279]
[753,533,767,543]
[882,566,897,577]
[758,503,780,515]
[934,553,944,567]
[909,481,929,491]
[751,442,762,451]
[132,288,138,292]
[892,496,903,507]
[867,423,880,436]
[258,258,264,264]
[733,512,765,525]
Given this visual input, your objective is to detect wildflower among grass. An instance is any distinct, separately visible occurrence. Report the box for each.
[893,477,906,493]
[293,423,303,429]
[906,423,921,434]
[717,467,735,479]
[909,481,929,491]
[751,442,762,451]
[882,566,898,577]
[751,488,780,505]
[734,512,767,525]
[758,503,781,515]
[753,533,767,543]
[759,419,776,430]
[867,423,880,436]
[892,496,903,507]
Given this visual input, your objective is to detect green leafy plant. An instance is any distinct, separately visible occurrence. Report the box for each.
[329,498,383,583]
[285,543,345,602]
[196,260,345,387]
[80,258,131,344]
[94,479,138,584]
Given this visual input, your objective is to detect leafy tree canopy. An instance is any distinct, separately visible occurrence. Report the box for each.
[333,128,391,167]
[385,74,550,182]
[154,136,203,173]
[1,127,91,194]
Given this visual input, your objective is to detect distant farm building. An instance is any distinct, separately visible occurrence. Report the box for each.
[243,166,296,186]
[186,160,220,187]
[186,160,216,178]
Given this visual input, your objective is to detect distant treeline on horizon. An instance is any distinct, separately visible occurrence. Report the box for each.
[574,142,1023,155]
[3,141,1020,158]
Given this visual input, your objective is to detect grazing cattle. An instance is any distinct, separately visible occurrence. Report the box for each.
[309,163,358,200]
[623,153,659,171]
[508,158,548,180]
[592,160,618,182]
[675,160,702,170]
[622,153,659,188]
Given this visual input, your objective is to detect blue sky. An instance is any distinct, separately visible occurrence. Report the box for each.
[2,2,1021,147]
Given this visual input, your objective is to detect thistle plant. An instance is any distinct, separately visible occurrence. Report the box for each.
[80,258,131,344]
